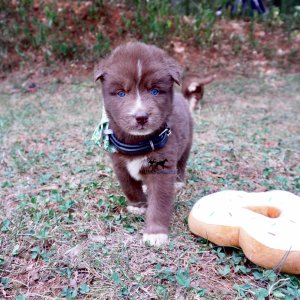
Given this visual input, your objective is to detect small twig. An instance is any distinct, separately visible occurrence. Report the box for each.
[272,247,292,273]
[26,293,56,300]
[201,170,224,178]
[268,278,290,295]
[2,277,28,288]
[16,149,28,162]
[6,184,59,201]
[98,172,111,177]
[138,285,154,298]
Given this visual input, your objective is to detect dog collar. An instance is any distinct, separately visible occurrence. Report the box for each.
[92,107,171,155]
[106,124,171,155]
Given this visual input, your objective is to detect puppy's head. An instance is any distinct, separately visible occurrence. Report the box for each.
[95,42,181,136]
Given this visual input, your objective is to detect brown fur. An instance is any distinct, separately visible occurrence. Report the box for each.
[181,73,215,112]
[95,42,193,244]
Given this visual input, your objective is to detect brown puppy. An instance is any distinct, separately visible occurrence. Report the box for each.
[181,73,215,112]
[94,42,193,246]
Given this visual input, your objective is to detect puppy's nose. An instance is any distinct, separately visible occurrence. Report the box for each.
[135,112,149,125]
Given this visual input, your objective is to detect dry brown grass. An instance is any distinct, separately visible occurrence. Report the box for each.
[0,73,299,299]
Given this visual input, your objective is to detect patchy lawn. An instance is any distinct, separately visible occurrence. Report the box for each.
[0,73,299,299]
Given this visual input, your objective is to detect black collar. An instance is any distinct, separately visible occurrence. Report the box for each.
[105,124,171,155]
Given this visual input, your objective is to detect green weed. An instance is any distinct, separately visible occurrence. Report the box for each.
[93,32,111,58]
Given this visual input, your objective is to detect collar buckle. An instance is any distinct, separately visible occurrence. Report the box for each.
[159,127,171,137]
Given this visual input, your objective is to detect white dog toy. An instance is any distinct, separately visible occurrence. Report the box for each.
[188,190,300,274]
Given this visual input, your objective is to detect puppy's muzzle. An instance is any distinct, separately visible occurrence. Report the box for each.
[135,112,149,126]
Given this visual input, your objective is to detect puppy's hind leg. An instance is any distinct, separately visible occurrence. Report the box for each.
[176,140,192,191]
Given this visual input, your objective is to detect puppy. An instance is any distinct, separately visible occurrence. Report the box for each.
[181,73,215,112]
[94,42,193,246]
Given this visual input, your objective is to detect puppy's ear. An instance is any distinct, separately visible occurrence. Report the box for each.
[94,61,106,82]
[165,56,182,86]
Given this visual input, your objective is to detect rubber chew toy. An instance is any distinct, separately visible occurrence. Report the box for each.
[188,190,300,274]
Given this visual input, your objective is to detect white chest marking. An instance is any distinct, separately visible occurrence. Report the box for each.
[126,157,145,181]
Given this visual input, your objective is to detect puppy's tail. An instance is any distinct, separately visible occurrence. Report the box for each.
[181,73,216,112]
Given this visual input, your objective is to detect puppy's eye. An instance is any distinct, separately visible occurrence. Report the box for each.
[150,88,159,96]
[117,90,126,97]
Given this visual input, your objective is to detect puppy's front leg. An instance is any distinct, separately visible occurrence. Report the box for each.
[111,159,147,214]
[143,173,176,246]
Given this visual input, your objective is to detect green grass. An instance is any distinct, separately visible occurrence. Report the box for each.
[0,73,300,299]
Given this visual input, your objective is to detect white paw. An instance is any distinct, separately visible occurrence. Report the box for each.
[127,205,147,215]
[175,181,185,191]
[143,233,168,246]
[142,184,147,194]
